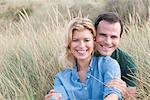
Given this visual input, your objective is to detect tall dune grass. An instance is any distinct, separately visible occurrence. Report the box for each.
[0,0,150,100]
[0,6,69,99]
[120,23,150,99]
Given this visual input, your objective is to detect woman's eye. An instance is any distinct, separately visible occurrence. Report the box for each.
[84,39,90,42]
[72,39,78,42]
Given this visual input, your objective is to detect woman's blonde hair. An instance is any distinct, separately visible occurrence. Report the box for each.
[64,17,96,67]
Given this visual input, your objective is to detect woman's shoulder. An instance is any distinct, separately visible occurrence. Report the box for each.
[94,55,117,63]
[55,68,73,77]
[98,56,121,74]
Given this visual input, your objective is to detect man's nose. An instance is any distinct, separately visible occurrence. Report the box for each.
[105,37,112,45]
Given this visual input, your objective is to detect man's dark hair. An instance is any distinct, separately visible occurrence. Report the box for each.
[94,12,123,37]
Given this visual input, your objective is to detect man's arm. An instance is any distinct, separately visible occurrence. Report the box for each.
[126,87,136,100]
[104,93,118,100]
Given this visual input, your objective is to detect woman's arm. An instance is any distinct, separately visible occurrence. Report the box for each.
[102,57,122,100]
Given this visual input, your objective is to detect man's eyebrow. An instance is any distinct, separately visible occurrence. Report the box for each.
[98,33,106,35]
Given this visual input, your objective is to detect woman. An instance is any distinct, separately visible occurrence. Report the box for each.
[45,17,122,100]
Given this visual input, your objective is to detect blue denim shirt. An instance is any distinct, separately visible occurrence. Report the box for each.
[53,56,122,100]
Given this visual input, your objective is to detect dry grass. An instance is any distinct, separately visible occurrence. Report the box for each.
[120,23,150,99]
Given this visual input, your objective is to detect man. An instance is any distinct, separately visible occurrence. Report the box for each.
[94,12,136,99]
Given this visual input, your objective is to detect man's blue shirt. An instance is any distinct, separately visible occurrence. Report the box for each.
[53,56,122,100]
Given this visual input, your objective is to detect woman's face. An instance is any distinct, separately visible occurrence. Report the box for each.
[70,29,94,61]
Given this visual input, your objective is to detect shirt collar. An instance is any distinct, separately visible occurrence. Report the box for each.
[72,56,95,81]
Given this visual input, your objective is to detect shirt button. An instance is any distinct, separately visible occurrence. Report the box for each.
[87,76,90,79]
[84,87,87,90]
[75,79,78,82]
[90,68,93,71]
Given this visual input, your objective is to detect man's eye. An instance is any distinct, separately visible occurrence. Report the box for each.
[111,36,118,39]
[98,33,106,37]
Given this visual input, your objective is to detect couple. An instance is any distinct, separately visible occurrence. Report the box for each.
[45,12,136,100]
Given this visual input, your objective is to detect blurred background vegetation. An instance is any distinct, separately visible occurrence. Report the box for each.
[0,0,150,99]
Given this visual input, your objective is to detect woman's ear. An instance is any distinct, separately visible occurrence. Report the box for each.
[67,46,70,49]
[94,41,96,50]
[93,37,96,41]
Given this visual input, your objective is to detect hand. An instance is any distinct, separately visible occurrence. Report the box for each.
[44,89,62,100]
[106,78,128,97]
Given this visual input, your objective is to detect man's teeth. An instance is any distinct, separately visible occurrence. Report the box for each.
[101,45,111,48]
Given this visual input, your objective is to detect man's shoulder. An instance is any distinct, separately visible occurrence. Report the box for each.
[94,55,119,69]
[112,48,136,68]
[115,48,129,55]
[113,49,136,87]
[112,48,132,59]
[94,55,116,63]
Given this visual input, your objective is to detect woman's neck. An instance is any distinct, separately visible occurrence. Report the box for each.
[77,57,91,71]
[77,57,91,82]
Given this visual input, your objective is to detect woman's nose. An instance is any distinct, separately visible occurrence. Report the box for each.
[79,41,85,48]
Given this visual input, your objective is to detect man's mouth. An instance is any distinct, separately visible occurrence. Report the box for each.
[100,45,111,50]
[97,44,114,53]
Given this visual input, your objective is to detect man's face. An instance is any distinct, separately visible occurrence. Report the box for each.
[95,20,121,56]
